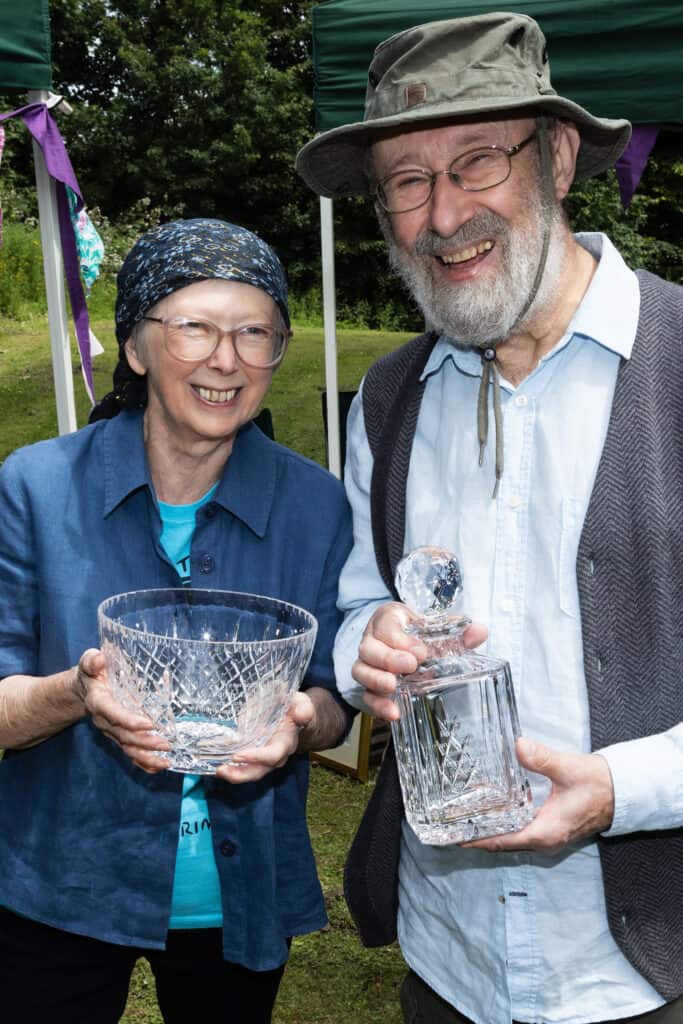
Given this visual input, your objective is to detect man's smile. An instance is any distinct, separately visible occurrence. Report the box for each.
[438,240,494,265]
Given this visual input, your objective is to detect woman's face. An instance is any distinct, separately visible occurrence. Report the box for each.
[125,278,282,451]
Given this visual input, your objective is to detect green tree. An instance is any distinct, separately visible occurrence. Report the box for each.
[45,0,320,288]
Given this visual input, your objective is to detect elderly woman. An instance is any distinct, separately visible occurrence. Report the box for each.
[0,219,353,1024]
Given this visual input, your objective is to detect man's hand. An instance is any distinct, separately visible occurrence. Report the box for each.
[215,691,315,784]
[352,602,487,720]
[76,648,171,773]
[463,737,615,854]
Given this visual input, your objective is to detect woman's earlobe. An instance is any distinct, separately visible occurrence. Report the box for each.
[124,337,147,376]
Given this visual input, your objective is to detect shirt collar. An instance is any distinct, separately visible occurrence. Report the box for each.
[102,412,276,537]
[102,410,152,516]
[420,231,640,382]
[211,421,275,538]
[567,232,639,359]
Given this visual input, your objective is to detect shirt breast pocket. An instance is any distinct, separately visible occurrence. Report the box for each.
[559,496,586,619]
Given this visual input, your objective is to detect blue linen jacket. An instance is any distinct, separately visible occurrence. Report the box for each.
[0,411,353,970]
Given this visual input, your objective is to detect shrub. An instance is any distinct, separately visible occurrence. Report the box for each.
[288,286,323,327]
[0,223,46,319]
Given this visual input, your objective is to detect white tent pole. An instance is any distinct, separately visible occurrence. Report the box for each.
[320,196,341,478]
[28,89,77,436]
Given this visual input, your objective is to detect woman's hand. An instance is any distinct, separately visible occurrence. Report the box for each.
[215,691,315,785]
[75,649,171,773]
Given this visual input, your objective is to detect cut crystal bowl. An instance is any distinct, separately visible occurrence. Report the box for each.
[98,588,318,774]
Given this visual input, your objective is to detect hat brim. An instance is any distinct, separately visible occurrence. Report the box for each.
[296,96,631,198]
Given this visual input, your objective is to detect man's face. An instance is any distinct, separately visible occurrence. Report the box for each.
[371,118,563,346]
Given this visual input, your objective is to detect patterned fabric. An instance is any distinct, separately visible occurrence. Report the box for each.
[66,185,104,293]
[115,218,290,344]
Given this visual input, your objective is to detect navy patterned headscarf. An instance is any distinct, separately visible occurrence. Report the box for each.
[90,218,290,421]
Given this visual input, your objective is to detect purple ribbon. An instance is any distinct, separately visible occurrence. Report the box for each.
[615,125,659,209]
[0,102,95,402]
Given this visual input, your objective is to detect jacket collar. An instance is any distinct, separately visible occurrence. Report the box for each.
[211,421,275,538]
[102,413,276,538]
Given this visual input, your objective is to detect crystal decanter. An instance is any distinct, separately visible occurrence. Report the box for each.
[392,546,533,845]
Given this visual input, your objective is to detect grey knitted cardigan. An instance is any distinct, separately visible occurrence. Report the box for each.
[343,270,683,1000]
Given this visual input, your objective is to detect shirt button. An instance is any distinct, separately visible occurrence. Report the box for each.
[514,394,528,407]
[199,553,215,573]
[219,839,236,857]
[508,495,522,509]
[501,598,514,613]
[498,895,506,904]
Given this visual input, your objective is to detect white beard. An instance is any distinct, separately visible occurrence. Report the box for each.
[382,194,567,348]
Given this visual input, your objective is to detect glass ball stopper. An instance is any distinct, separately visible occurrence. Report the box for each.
[394,546,464,618]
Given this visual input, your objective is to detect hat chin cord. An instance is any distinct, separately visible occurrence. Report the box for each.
[476,122,555,497]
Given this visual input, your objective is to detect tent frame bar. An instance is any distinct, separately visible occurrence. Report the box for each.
[320,196,342,478]
[28,88,77,435]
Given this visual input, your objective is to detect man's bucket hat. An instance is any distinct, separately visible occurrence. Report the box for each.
[295,11,632,197]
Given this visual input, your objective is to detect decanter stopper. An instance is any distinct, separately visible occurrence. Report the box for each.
[395,546,467,629]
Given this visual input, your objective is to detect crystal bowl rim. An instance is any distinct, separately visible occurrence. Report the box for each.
[97,587,318,648]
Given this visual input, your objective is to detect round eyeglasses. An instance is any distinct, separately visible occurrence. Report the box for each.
[375,132,537,214]
[141,316,288,368]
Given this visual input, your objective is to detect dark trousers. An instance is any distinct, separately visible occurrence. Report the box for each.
[0,907,286,1024]
[401,969,683,1024]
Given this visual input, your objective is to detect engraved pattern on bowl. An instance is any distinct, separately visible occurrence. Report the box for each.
[98,589,317,774]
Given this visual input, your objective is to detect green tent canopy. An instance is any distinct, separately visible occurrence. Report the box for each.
[312,0,683,132]
[0,0,52,90]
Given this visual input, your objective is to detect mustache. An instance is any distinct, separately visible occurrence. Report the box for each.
[413,211,510,257]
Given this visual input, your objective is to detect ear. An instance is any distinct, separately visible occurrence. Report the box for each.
[551,121,581,201]
[124,335,147,377]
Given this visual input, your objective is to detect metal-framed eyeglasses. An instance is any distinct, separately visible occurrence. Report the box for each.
[141,316,288,369]
[375,132,538,214]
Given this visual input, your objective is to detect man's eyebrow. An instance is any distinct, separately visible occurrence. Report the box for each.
[380,129,503,170]
[456,130,495,147]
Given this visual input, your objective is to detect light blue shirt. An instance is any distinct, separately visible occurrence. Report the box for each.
[334,234,683,1023]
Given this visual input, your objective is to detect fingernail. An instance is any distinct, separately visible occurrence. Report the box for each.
[396,653,414,671]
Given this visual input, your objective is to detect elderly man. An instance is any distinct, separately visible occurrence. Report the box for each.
[296,12,683,1024]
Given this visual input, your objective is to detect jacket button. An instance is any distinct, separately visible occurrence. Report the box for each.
[199,553,215,573]
[219,839,236,857]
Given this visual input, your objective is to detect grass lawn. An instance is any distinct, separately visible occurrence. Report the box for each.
[0,315,411,1023]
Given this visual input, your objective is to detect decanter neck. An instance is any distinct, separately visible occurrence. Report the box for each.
[403,613,472,680]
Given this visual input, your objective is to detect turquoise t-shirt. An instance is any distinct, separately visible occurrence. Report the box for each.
[158,484,223,930]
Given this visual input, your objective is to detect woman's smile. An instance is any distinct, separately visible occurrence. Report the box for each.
[192,384,239,405]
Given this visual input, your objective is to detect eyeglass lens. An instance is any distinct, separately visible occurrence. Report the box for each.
[380,147,512,212]
[165,319,284,366]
